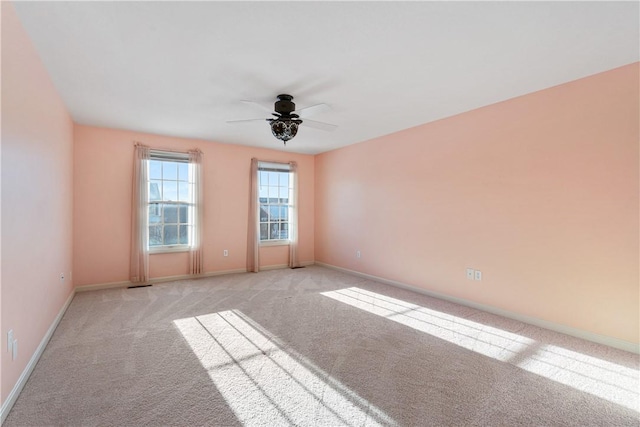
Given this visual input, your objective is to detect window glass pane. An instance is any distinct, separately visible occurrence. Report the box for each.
[260,205,269,222]
[150,160,162,180]
[163,181,178,201]
[259,185,268,200]
[179,205,189,224]
[268,185,278,200]
[268,172,278,186]
[259,171,269,187]
[164,204,178,223]
[279,172,289,188]
[163,225,178,245]
[270,223,279,239]
[279,186,288,200]
[150,181,162,201]
[272,207,278,220]
[179,225,189,244]
[149,204,162,224]
[163,161,178,180]
[178,163,189,182]
[260,223,268,240]
[178,182,189,202]
[280,206,288,221]
[149,225,162,246]
[280,223,289,240]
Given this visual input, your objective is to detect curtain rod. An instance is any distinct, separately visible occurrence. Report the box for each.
[253,157,297,165]
[134,141,202,154]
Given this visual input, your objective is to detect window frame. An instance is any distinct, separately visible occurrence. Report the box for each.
[257,161,293,247]
[148,150,194,254]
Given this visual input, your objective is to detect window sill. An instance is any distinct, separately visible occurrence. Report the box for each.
[260,240,290,247]
[150,245,190,254]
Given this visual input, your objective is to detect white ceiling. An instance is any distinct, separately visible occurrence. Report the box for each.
[12,1,639,155]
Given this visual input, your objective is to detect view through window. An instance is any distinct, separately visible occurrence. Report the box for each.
[258,163,292,242]
[148,152,193,249]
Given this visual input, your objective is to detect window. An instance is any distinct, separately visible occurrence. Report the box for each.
[148,151,193,251]
[258,162,293,243]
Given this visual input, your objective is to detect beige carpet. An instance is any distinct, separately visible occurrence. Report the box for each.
[4,266,639,426]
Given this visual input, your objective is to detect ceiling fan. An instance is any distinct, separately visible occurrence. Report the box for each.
[227,94,337,145]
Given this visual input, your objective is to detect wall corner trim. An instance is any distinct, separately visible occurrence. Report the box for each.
[315,262,639,355]
[0,289,76,424]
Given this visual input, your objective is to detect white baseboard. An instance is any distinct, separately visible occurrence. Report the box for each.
[0,289,76,424]
[75,279,131,292]
[260,264,288,271]
[75,262,315,292]
[260,261,315,271]
[145,268,249,285]
[316,262,639,355]
[75,268,248,292]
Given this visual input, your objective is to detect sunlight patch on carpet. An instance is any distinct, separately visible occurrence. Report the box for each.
[322,287,639,413]
[518,343,639,412]
[174,310,396,427]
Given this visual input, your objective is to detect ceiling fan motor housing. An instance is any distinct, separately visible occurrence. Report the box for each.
[275,94,296,115]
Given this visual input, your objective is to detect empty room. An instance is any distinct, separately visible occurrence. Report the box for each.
[1,1,638,426]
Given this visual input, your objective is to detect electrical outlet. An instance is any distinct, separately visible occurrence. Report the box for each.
[223,250,228,257]
[7,330,13,353]
[474,270,482,281]
[466,268,474,280]
[356,250,361,258]
[12,339,17,360]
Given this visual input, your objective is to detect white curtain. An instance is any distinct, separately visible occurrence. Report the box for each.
[247,158,260,272]
[288,161,300,268]
[189,149,204,275]
[130,143,150,283]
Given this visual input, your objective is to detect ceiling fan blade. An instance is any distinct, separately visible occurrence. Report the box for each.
[226,118,267,124]
[240,100,273,113]
[296,103,331,118]
[301,119,337,132]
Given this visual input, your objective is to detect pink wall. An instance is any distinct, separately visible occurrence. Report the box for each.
[1,2,75,403]
[73,125,314,286]
[315,63,639,344]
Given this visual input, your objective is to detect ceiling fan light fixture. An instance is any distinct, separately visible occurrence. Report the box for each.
[229,94,335,145]
[269,117,302,145]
